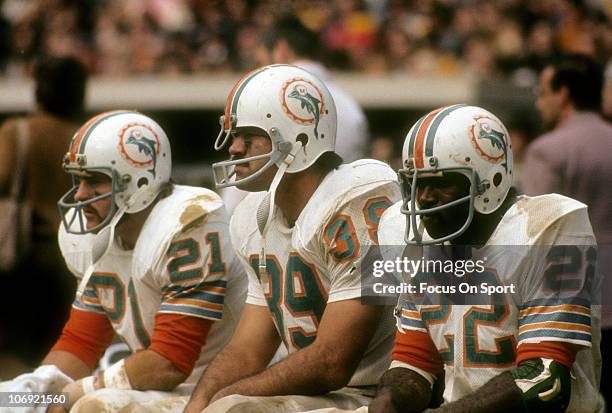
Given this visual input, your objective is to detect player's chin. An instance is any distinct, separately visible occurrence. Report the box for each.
[422,217,448,239]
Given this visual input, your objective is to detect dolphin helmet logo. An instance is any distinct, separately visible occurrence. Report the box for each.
[118,123,160,177]
[281,78,325,139]
[469,115,509,172]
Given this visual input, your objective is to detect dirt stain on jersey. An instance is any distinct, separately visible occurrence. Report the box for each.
[75,398,109,412]
[118,396,187,412]
[516,196,562,240]
[180,204,208,231]
[189,193,221,204]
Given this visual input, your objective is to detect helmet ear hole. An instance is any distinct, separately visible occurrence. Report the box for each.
[493,172,503,187]
[137,177,149,188]
[296,133,309,147]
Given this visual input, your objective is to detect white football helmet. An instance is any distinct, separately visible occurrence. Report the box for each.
[58,110,172,234]
[399,104,513,245]
[212,64,337,188]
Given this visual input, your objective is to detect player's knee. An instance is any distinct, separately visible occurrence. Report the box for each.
[511,358,571,413]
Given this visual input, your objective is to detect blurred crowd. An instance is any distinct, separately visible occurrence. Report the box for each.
[0,0,609,79]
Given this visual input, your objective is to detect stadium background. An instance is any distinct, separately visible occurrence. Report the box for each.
[0,0,609,185]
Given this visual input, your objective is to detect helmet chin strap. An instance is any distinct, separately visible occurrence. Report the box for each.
[256,142,300,283]
[75,185,147,301]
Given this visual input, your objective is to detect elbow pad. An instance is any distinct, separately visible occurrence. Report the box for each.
[511,358,571,413]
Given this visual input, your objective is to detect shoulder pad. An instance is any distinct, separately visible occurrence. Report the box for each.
[296,160,398,242]
[378,202,406,246]
[132,185,226,278]
[58,219,93,277]
[492,194,590,244]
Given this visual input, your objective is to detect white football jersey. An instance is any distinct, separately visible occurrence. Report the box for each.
[379,194,603,412]
[59,185,247,384]
[230,160,401,386]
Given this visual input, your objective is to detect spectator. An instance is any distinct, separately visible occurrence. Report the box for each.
[259,15,369,162]
[0,1,611,77]
[603,59,612,121]
[0,55,87,378]
[522,54,612,401]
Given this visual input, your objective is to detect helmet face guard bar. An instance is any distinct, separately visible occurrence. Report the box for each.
[212,124,294,189]
[57,166,126,234]
[398,166,482,245]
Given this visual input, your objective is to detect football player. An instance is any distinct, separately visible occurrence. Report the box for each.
[1,111,246,412]
[185,64,401,413]
[369,105,603,413]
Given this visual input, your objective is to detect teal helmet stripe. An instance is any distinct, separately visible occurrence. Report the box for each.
[424,104,467,157]
[77,110,134,154]
[407,115,427,159]
[230,66,271,119]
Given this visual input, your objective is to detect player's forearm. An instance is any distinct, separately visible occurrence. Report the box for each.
[212,339,358,401]
[369,367,432,413]
[41,351,92,380]
[427,371,525,413]
[186,343,269,412]
[123,349,187,391]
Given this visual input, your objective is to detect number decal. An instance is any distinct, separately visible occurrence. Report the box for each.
[167,238,202,283]
[363,196,393,243]
[250,253,328,350]
[324,215,360,262]
[286,253,328,348]
[249,255,285,335]
[414,269,515,367]
[420,305,454,364]
[88,273,151,350]
[463,269,516,367]
[128,279,151,348]
[205,232,226,275]
[89,273,125,323]
[545,245,596,293]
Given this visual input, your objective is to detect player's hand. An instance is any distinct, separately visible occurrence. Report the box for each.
[55,378,88,411]
[46,405,68,413]
[184,396,209,413]
[209,386,234,405]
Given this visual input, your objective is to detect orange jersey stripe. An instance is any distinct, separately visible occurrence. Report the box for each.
[401,309,421,319]
[162,286,226,299]
[519,304,590,318]
[518,321,591,334]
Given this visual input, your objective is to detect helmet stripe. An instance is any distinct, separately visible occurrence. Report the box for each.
[413,106,445,168]
[224,67,270,130]
[70,110,133,158]
[407,114,426,160]
[424,104,466,157]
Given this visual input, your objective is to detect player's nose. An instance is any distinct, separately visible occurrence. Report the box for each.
[74,180,94,202]
[228,136,246,157]
[417,185,438,209]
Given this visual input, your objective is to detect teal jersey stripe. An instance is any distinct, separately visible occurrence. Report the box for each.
[424,104,466,157]
[161,279,228,295]
[518,330,591,343]
[163,291,226,305]
[520,312,591,326]
[400,316,426,330]
[72,301,104,313]
[400,301,419,311]
[520,297,591,309]
[159,304,222,320]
